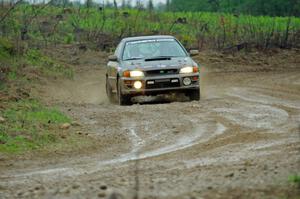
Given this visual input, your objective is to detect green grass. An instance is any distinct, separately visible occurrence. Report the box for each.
[1,37,74,81]
[0,99,71,153]
[0,37,76,154]
[5,5,299,49]
[7,71,17,80]
[25,49,74,79]
[0,37,15,62]
[289,174,300,186]
[62,8,298,49]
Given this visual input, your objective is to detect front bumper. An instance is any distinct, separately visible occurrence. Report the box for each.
[120,73,200,96]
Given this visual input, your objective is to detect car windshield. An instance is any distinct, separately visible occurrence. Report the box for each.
[122,39,187,60]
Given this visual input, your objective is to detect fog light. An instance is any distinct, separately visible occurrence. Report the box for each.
[183,77,192,86]
[133,81,142,89]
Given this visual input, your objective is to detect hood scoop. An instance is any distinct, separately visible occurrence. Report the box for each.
[145,57,171,62]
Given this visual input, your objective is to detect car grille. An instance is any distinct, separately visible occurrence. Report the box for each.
[146,79,180,89]
[145,69,178,76]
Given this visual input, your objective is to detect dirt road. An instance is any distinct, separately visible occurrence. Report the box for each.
[0,48,299,199]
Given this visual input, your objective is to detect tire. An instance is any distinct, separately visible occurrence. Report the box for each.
[117,79,132,106]
[106,77,116,103]
[187,89,200,101]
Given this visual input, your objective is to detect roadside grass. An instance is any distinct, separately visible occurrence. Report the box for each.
[25,49,74,79]
[0,99,71,153]
[1,36,74,82]
[0,37,86,155]
[0,37,14,61]
[288,174,300,187]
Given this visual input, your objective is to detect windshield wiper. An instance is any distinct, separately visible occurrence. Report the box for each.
[124,57,144,61]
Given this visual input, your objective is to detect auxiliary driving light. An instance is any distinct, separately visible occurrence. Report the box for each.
[134,81,142,89]
[183,77,192,86]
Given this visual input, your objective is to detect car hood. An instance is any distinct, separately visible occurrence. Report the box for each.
[120,57,196,71]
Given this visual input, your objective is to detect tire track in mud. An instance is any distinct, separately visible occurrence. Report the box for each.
[227,87,300,109]
[1,109,228,183]
[3,77,299,174]
[4,87,297,183]
[1,70,300,198]
[183,136,299,168]
[224,87,300,133]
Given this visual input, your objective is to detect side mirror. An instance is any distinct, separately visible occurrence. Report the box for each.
[108,55,118,62]
[189,50,199,57]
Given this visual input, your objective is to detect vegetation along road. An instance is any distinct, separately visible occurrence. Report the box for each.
[1,44,299,198]
[0,1,299,198]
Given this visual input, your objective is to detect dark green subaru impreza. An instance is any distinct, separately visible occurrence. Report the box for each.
[106,35,200,105]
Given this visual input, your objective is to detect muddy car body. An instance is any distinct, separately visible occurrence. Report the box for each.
[106,35,200,105]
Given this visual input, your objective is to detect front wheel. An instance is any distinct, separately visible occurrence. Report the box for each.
[186,89,200,101]
[117,79,132,106]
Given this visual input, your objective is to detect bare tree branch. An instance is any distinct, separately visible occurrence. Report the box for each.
[27,0,56,25]
[0,0,23,24]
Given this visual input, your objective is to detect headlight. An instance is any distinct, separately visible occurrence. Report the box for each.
[180,66,193,74]
[130,70,144,77]
[180,66,199,74]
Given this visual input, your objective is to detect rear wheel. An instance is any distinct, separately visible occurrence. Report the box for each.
[106,76,116,103]
[186,89,200,101]
[117,79,132,106]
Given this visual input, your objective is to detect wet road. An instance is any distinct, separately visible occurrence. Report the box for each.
[0,69,299,199]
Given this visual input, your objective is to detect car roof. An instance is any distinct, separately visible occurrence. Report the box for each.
[121,35,175,43]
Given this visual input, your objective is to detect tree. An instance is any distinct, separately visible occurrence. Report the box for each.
[135,0,143,9]
[169,0,300,17]
[208,0,220,12]
[113,0,117,9]
[121,0,126,8]
[86,0,93,8]
[157,2,166,11]
[0,0,23,24]
[170,0,210,12]
[126,0,131,8]
[166,0,170,11]
[147,0,154,11]
[105,0,113,8]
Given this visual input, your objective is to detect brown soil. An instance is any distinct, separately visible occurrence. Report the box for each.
[0,46,299,199]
